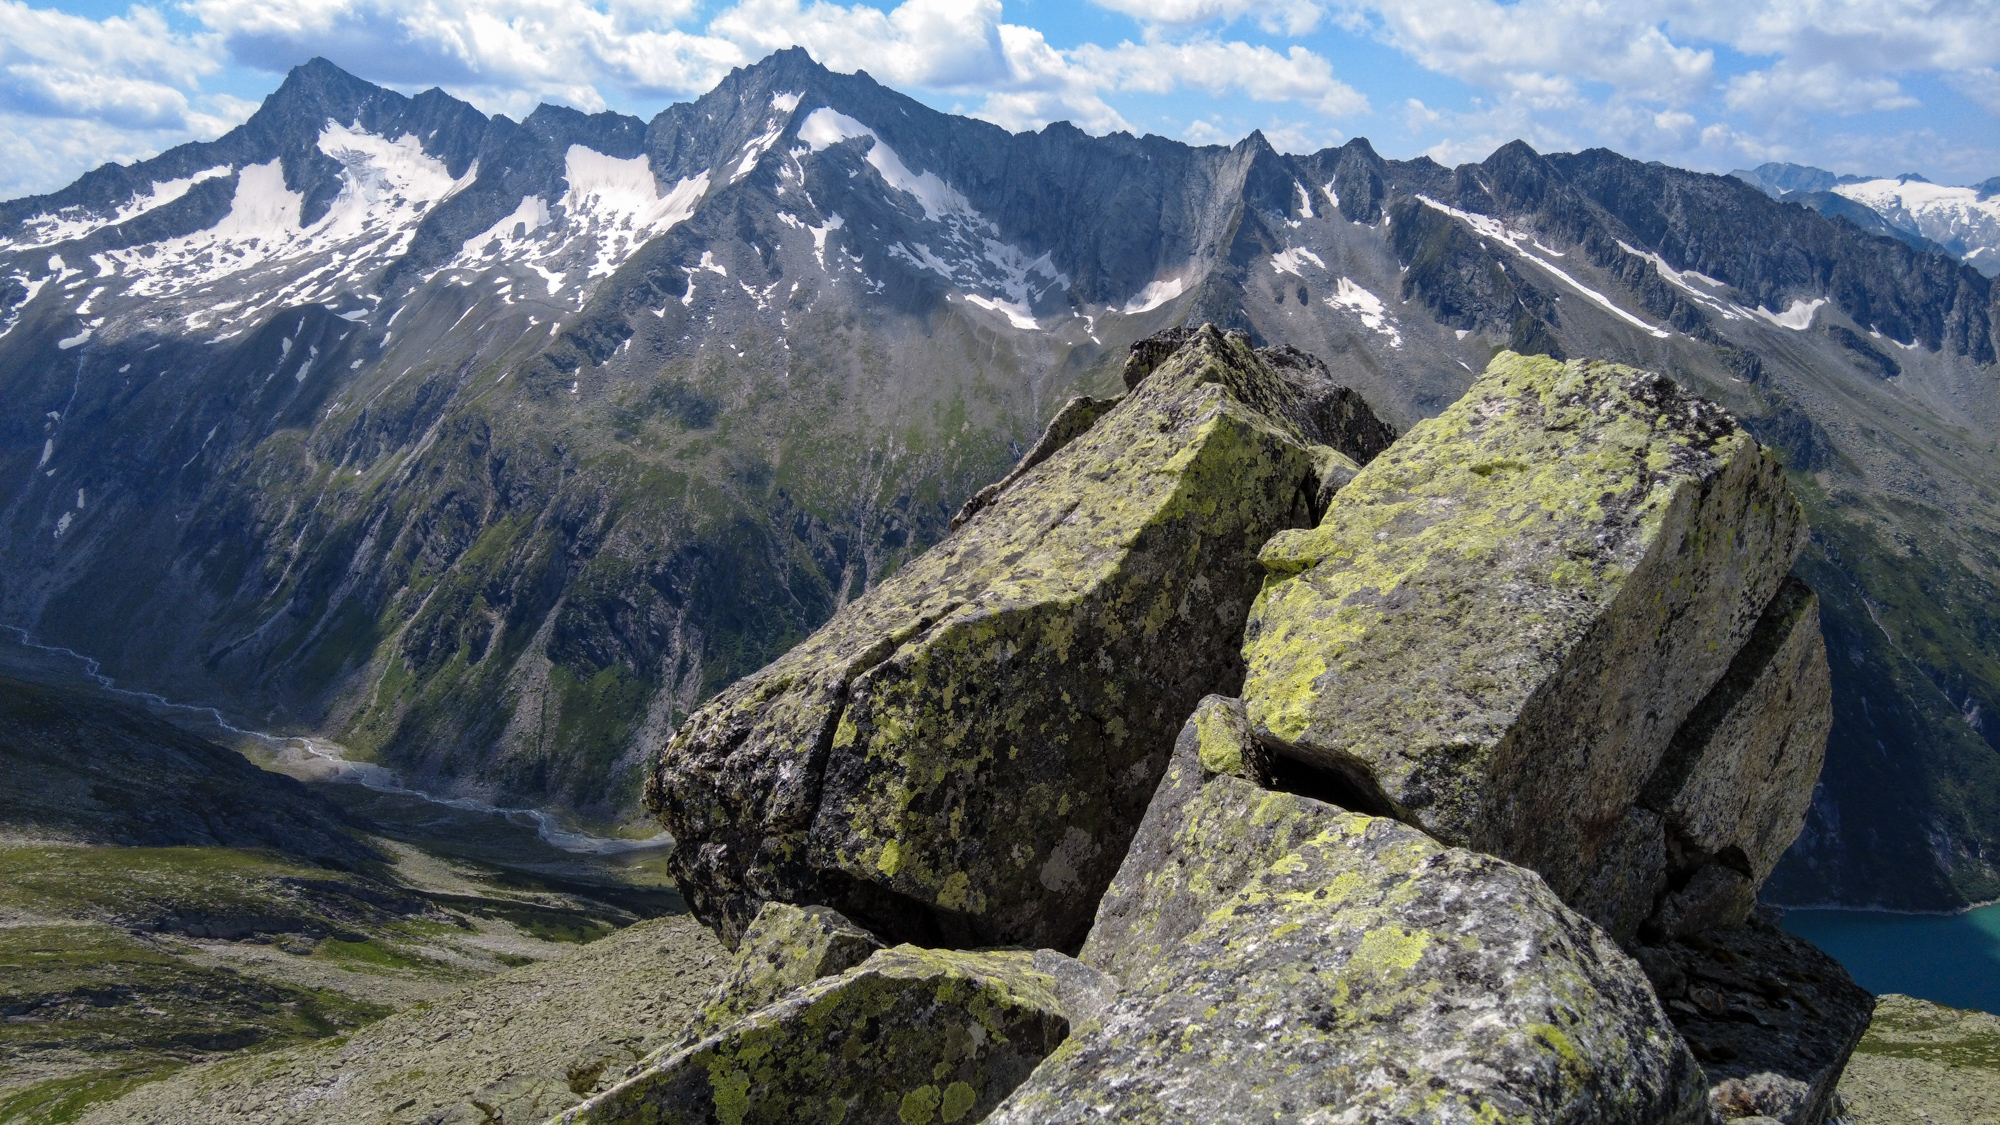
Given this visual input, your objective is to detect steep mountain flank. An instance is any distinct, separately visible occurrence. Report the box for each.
[0,674,373,866]
[1,51,1997,910]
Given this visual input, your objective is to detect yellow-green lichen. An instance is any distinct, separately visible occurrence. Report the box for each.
[1237,350,1803,930]
[567,947,1066,1125]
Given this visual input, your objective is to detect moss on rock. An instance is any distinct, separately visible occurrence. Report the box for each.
[559,946,1068,1125]
[684,902,884,1044]
[992,720,1710,1125]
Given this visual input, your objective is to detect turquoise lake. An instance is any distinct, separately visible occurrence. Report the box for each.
[1784,903,2000,1014]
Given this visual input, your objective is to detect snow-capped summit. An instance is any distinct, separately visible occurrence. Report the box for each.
[1733,161,2000,277]
[1831,175,2000,277]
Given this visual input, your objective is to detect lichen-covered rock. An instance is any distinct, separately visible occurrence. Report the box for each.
[950,395,1122,531]
[1636,577,1831,938]
[1240,351,1807,935]
[1633,922,1873,1124]
[992,716,1710,1124]
[653,325,1392,949]
[558,946,1069,1125]
[685,902,884,1043]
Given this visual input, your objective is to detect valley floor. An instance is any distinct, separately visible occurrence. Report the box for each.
[67,913,723,1125]
[0,836,689,1125]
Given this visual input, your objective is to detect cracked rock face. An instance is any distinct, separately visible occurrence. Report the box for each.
[559,946,1069,1125]
[990,707,1711,1125]
[1241,351,1807,936]
[650,326,1390,950]
[1635,576,1832,939]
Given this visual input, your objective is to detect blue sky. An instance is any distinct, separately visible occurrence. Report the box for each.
[3,0,1997,200]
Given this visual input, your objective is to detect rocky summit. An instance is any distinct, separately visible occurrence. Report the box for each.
[623,331,1866,1125]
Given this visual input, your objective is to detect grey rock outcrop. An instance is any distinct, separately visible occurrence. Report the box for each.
[990,702,1711,1124]
[650,326,1392,950]
[560,946,1069,1125]
[626,342,1861,1125]
[1240,351,1810,939]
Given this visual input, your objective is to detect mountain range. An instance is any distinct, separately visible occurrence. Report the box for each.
[4,50,2000,912]
[1733,162,2000,277]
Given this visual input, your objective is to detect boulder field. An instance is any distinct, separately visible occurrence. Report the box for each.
[593,327,1867,1125]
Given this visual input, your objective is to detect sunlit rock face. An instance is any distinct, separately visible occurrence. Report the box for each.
[1242,352,1809,941]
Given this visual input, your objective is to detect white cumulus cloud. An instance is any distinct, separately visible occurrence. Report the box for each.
[3,0,1995,200]
[1088,0,1328,37]
[0,2,219,127]
[1069,38,1367,117]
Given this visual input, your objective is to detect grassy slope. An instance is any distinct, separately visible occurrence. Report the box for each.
[1837,994,2000,1125]
[70,914,724,1125]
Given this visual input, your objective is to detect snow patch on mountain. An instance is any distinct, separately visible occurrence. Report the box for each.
[87,124,477,334]
[1121,277,1184,315]
[977,243,1065,309]
[808,213,843,270]
[1,166,231,252]
[791,106,1063,322]
[797,108,974,224]
[1416,196,1671,339]
[1614,239,1837,333]
[460,196,552,263]
[962,294,1038,330]
[733,95,803,184]
[1271,248,1325,277]
[1614,240,1749,323]
[451,153,706,295]
[1326,277,1401,347]
[1754,298,1826,330]
[561,147,709,280]
[0,268,54,339]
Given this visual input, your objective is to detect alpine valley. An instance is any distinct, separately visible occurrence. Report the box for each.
[5,48,2000,919]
